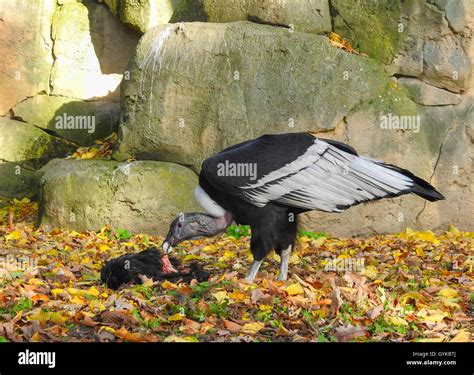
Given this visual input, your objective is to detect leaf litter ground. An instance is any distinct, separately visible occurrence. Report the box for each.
[0,198,472,342]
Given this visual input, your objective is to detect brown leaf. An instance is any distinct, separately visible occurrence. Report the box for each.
[223,320,242,333]
[367,305,384,320]
[251,288,266,304]
[335,325,368,342]
[101,310,138,327]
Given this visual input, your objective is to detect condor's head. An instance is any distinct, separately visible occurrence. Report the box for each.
[162,213,231,253]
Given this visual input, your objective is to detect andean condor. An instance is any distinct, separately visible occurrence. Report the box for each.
[162,133,444,282]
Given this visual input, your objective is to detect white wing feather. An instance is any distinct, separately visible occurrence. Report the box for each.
[240,139,414,212]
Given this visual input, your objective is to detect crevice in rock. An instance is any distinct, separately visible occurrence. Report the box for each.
[246,16,291,30]
[0,158,36,172]
[415,113,457,223]
[9,112,80,149]
[328,0,354,35]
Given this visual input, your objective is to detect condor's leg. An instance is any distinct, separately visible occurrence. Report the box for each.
[245,259,263,283]
[277,245,292,281]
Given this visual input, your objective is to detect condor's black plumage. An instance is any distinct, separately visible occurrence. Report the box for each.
[163,133,444,282]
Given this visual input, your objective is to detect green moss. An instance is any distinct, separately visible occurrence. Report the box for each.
[331,0,404,64]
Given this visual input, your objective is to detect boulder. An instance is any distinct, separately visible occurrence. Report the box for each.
[172,0,331,35]
[37,159,201,235]
[301,102,473,235]
[331,0,473,93]
[103,0,182,33]
[115,22,399,171]
[12,95,120,146]
[0,117,73,198]
[0,0,56,115]
[397,77,461,106]
[51,1,140,100]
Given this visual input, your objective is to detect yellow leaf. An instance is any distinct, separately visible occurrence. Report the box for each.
[71,295,86,305]
[229,291,247,301]
[6,230,21,241]
[99,326,116,333]
[51,288,65,298]
[28,278,45,286]
[99,245,111,251]
[64,245,72,251]
[89,299,106,313]
[442,300,460,309]
[168,313,184,322]
[66,288,83,296]
[450,329,471,342]
[31,332,41,342]
[202,245,218,253]
[389,316,409,326]
[49,312,69,325]
[212,291,229,303]
[86,286,100,297]
[420,337,445,342]
[183,254,203,262]
[241,322,265,334]
[276,324,289,336]
[285,283,304,296]
[337,253,351,259]
[161,280,179,289]
[448,225,460,234]
[222,250,236,259]
[415,246,425,257]
[400,292,423,306]
[164,335,196,342]
[423,312,448,323]
[437,288,458,299]
[361,265,378,279]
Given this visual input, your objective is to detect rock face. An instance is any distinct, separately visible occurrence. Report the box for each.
[0,118,73,198]
[12,96,120,146]
[173,0,331,34]
[51,1,140,100]
[397,78,461,106]
[0,0,56,115]
[115,22,397,171]
[331,0,473,93]
[303,100,474,235]
[103,0,182,33]
[37,159,201,234]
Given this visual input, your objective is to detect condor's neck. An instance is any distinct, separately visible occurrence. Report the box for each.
[196,212,233,237]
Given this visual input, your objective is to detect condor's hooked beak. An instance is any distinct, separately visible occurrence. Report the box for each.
[162,230,176,254]
[162,238,173,254]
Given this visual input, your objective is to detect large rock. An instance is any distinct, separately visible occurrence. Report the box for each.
[301,101,474,235]
[12,95,120,146]
[115,22,401,171]
[0,117,73,198]
[331,0,473,93]
[398,77,461,106]
[37,159,201,234]
[51,1,140,100]
[103,0,182,33]
[0,0,56,115]
[172,0,331,34]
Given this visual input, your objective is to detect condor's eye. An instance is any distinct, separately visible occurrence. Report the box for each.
[177,222,183,228]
